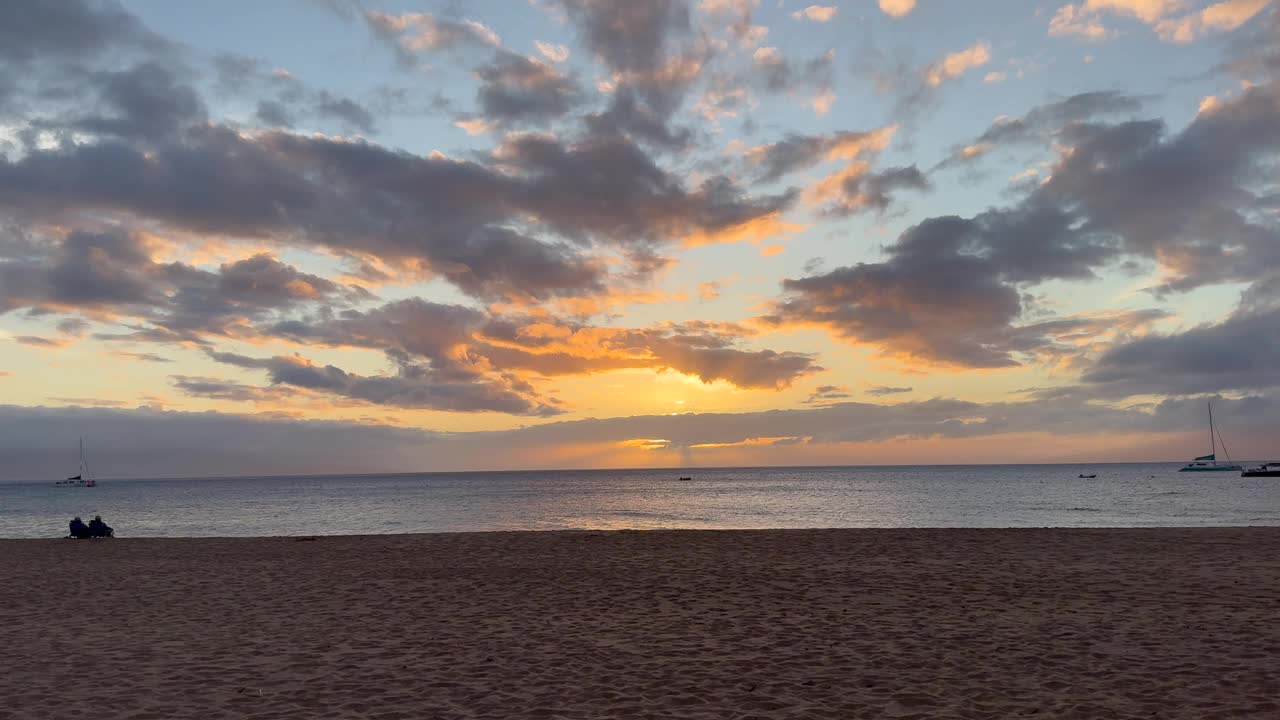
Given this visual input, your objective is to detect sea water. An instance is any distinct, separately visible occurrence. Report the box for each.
[1,463,1278,538]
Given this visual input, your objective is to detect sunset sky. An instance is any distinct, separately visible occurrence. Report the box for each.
[2,0,1279,477]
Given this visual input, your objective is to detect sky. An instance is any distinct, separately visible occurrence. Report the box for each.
[1,0,1279,478]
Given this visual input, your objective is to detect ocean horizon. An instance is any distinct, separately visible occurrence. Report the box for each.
[3,462,1277,539]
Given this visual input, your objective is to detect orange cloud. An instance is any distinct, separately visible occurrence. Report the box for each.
[679,211,807,248]
[1051,0,1269,43]
[689,435,800,449]
[792,5,838,22]
[924,42,992,86]
[879,0,917,18]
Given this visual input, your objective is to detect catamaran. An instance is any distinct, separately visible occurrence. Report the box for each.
[1178,401,1241,472]
[55,437,97,487]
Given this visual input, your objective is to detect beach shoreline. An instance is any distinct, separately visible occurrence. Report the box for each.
[5,528,1279,719]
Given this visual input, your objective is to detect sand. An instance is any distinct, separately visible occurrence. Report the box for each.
[2,529,1279,719]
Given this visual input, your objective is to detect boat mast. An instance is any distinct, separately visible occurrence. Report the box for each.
[1208,401,1216,462]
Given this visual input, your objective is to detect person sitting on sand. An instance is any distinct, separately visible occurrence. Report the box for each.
[88,515,113,538]
[68,516,92,539]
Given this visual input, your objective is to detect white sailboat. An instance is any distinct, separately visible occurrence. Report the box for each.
[55,437,97,487]
[1178,401,1242,472]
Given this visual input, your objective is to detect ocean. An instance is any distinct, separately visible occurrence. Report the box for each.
[1,463,1277,538]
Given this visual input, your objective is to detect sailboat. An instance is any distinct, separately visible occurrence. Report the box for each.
[1178,401,1242,472]
[55,438,97,487]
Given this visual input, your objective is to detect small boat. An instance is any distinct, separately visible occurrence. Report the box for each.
[1178,401,1242,472]
[56,438,97,487]
[1078,474,1096,479]
[1242,463,1280,477]
[677,476,692,481]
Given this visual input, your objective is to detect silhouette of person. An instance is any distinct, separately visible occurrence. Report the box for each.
[69,516,91,539]
[88,515,113,538]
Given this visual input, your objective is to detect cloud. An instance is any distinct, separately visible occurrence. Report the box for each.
[557,0,691,76]
[879,0,917,18]
[471,51,581,126]
[266,299,820,392]
[5,391,1275,477]
[0,228,368,340]
[747,126,897,183]
[364,11,501,61]
[758,209,1140,368]
[111,351,173,363]
[0,124,792,301]
[0,0,167,66]
[867,385,914,396]
[584,85,695,149]
[803,384,851,403]
[762,76,1280,367]
[206,349,565,417]
[0,404,440,479]
[171,375,289,403]
[938,90,1146,167]
[700,0,767,46]
[1083,278,1280,395]
[924,42,992,87]
[1033,83,1280,293]
[14,335,70,349]
[792,6,838,22]
[214,54,379,134]
[752,47,836,99]
[1050,0,1271,44]
[1049,3,1114,39]
[473,316,822,389]
[535,41,570,62]
[805,164,931,216]
[1156,0,1271,42]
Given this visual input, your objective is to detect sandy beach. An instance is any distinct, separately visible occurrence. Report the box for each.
[2,529,1278,719]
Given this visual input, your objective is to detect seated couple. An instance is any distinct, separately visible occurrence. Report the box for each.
[68,515,113,539]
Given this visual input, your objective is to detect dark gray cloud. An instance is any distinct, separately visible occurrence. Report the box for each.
[803,385,851,403]
[1083,281,1280,396]
[214,54,378,134]
[1221,6,1279,81]
[0,228,366,339]
[0,403,439,480]
[1030,85,1280,294]
[56,318,91,336]
[6,391,1276,478]
[205,349,564,417]
[748,128,893,184]
[75,61,206,140]
[762,75,1280,367]
[555,0,690,77]
[938,91,1147,168]
[0,0,165,66]
[583,86,694,150]
[314,91,377,133]
[867,385,913,396]
[554,0,701,139]
[171,375,287,403]
[472,51,580,126]
[976,91,1145,147]
[761,211,1135,367]
[0,123,787,301]
[818,165,931,216]
[752,47,834,97]
[268,301,820,391]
